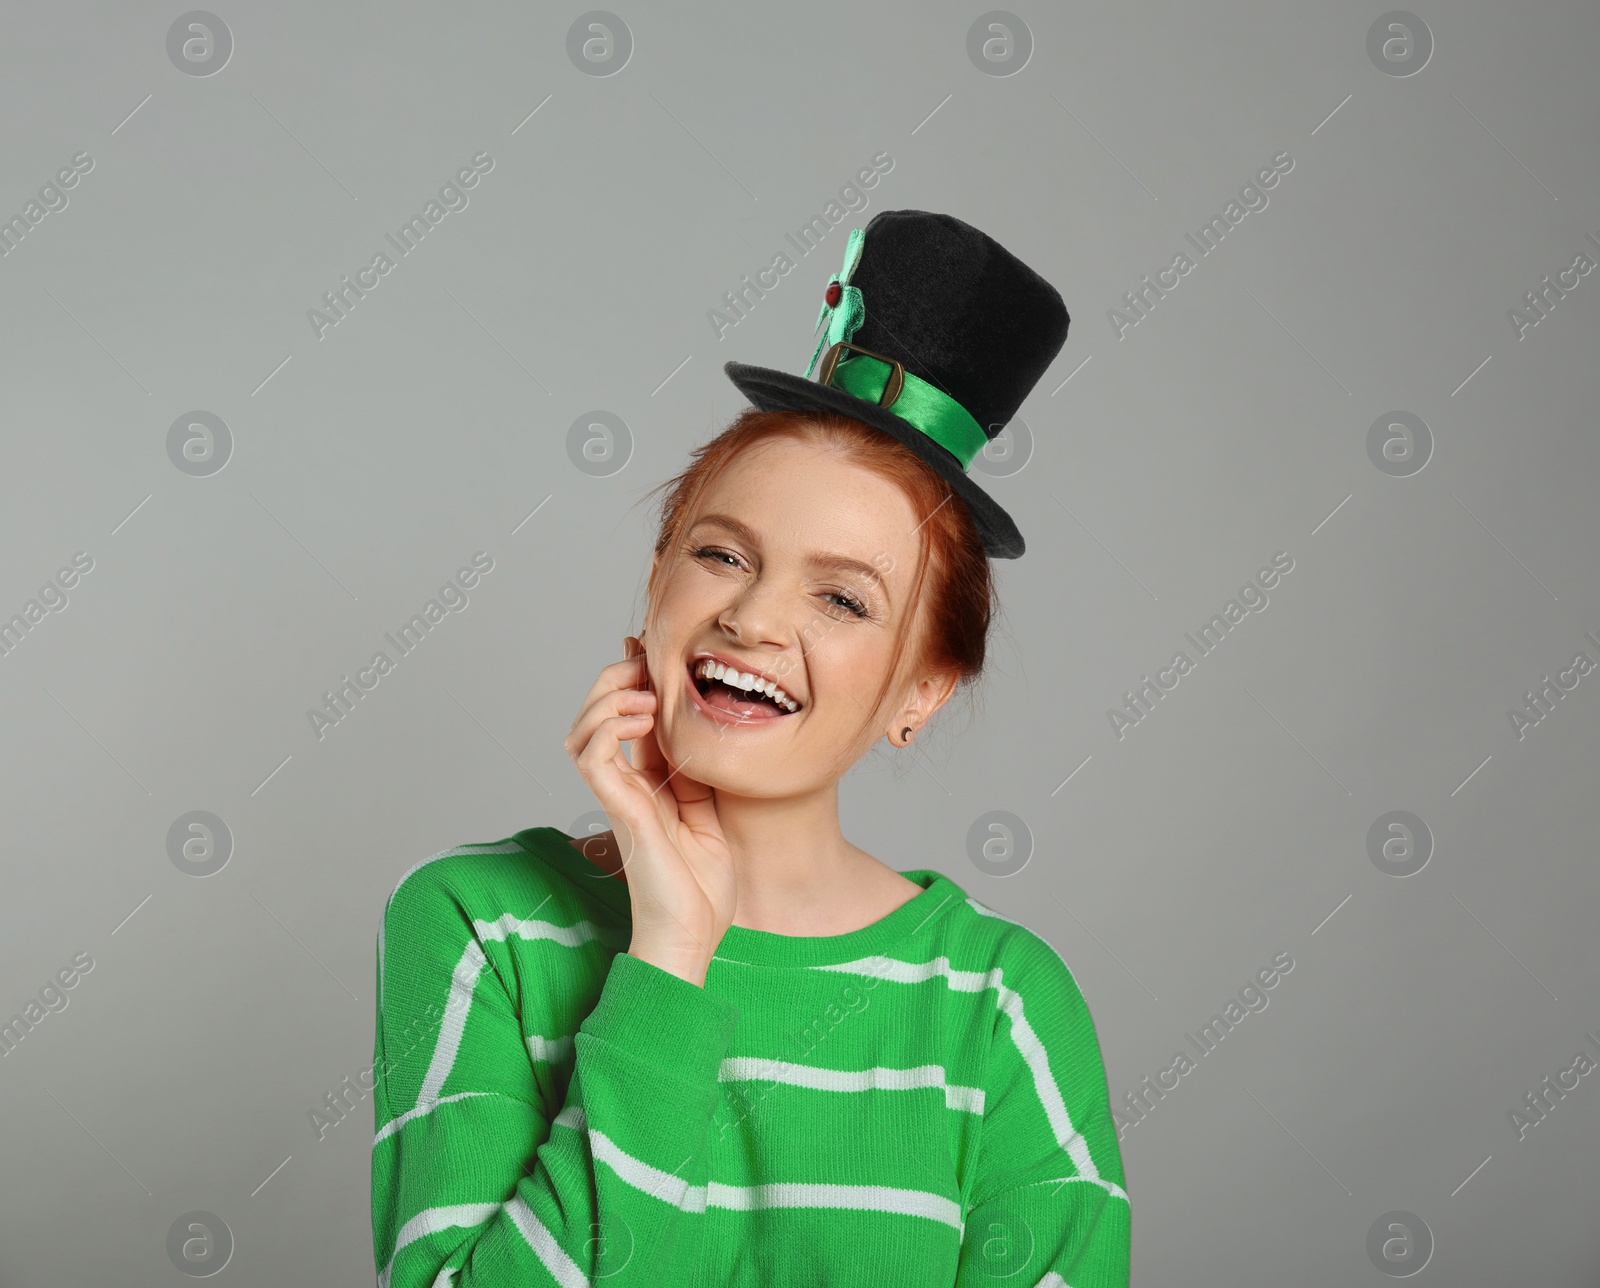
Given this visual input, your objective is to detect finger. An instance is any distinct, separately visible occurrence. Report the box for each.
[564,685,657,765]
[615,725,711,877]
[621,636,672,779]
[569,638,653,748]
[628,672,671,780]
[628,636,656,697]
[570,652,653,734]
[575,711,668,827]
[632,721,669,781]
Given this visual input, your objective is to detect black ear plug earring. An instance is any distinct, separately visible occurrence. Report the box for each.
[900,726,913,745]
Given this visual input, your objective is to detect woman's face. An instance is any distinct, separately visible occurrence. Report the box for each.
[644,435,953,798]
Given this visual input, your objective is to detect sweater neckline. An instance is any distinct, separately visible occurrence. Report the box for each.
[516,826,963,967]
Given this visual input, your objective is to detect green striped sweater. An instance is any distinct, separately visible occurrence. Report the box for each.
[371,827,1130,1286]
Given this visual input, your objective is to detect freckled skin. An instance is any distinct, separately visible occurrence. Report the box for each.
[642,436,956,803]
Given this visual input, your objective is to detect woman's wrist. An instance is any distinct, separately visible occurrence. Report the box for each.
[627,940,712,988]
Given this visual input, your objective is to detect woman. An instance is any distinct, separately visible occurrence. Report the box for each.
[371,210,1130,1286]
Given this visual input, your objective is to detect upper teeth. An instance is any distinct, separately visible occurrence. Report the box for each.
[694,658,799,712]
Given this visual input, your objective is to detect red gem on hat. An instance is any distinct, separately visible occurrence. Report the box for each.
[824,282,842,307]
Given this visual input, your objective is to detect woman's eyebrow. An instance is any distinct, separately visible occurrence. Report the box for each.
[690,513,888,594]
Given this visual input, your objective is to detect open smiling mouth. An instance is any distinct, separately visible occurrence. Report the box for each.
[687,658,802,722]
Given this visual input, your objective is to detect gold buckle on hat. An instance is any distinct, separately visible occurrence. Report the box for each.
[816,341,905,409]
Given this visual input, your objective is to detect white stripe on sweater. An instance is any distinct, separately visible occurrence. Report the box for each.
[965,897,1088,1006]
[965,895,1026,929]
[814,953,1114,1196]
[376,1201,498,1288]
[473,911,618,948]
[551,1105,964,1228]
[412,915,613,1107]
[554,1105,705,1211]
[718,1056,984,1113]
[527,1033,574,1063]
[373,1090,494,1146]
[376,840,525,1013]
[705,1179,962,1227]
[417,941,489,1105]
[501,1194,590,1287]
[377,1194,598,1288]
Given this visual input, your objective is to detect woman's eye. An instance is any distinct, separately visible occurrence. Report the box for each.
[825,591,868,619]
[693,546,867,619]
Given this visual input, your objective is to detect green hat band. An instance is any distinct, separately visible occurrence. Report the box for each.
[824,353,990,472]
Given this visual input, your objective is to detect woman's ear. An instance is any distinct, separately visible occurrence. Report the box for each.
[893,668,961,737]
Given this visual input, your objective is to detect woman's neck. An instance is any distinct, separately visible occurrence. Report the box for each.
[571,784,919,937]
[712,787,880,932]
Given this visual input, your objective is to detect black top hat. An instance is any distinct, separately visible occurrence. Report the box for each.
[723,209,1069,560]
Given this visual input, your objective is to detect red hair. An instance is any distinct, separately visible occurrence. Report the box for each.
[638,408,997,747]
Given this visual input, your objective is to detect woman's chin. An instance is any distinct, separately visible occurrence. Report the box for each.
[656,722,805,794]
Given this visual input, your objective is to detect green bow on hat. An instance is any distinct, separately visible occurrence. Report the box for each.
[804,226,866,378]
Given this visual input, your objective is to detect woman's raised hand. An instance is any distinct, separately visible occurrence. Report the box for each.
[563,635,737,986]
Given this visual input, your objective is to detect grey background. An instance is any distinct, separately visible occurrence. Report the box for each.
[1,0,1596,1282]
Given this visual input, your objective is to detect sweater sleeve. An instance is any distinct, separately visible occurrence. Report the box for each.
[953,934,1131,1288]
[370,868,740,1287]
